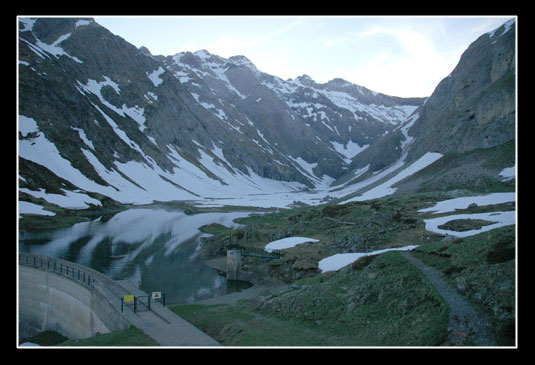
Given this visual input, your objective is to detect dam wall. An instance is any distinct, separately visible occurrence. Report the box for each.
[18,253,130,340]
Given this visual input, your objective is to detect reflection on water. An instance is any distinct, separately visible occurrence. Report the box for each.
[19,208,252,304]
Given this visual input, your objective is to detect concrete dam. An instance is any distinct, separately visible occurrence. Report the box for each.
[18,252,220,346]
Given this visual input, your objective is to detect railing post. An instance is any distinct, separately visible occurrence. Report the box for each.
[134,296,137,313]
[121,298,124,313]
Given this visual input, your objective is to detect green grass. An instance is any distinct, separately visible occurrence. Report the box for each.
[170,303,352,346]
[412,225,516,345]
[171,252,450,346]
[20,326,159,347]
[59,326,159,347]
[20,330,68,346]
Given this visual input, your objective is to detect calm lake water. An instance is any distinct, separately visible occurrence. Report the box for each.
[19,207,253,305]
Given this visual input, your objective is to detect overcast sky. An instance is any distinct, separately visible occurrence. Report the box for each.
[94,16,514,98]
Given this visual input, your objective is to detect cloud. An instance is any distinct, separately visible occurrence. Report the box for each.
[346,24,457,96]
[168,18,304,58]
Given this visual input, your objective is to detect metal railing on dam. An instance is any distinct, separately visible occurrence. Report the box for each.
[19,252,97,288]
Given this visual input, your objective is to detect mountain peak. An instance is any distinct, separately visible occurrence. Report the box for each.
[294,74,316,87]
[139,46,152,56]
[193,49,212,59]
[228,55,257,71]
[327,77,351,86]
[487,18,515,39]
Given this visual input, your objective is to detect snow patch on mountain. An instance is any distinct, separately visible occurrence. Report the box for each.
[78,78,147,130]
[19,201,56,217]
[147,66,165,86]
[19,21,83,64]
[342,152,443,203]
[331,141,369,163]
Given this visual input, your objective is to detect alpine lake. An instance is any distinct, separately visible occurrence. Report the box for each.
[18,205,255,305]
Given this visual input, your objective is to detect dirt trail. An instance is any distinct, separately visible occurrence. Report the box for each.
[399,251,496,346]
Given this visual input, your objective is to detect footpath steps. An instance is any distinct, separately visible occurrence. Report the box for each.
[113,280,221,347]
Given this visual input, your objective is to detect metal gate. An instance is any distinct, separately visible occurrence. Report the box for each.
[121,292,166,313]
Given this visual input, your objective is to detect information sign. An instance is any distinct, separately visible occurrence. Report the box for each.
[123,294,134,303]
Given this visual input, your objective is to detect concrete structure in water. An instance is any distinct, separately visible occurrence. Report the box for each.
[226,249,242,281]
[18,252,220,346]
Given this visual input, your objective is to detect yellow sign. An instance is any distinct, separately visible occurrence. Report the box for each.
[152,291,161,300]
[123,294,134,303]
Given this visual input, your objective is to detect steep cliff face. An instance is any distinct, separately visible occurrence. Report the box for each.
[406,19,515,161]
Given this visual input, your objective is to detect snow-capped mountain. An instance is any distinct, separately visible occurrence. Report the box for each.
[158,47,424,181]
[17,17,515,213]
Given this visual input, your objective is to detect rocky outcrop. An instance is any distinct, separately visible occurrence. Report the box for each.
[406,19,515,162]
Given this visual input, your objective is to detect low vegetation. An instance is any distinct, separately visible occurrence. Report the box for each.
[172,251,450,346]
[20,326,158,347]
[175,190,516,346]
[412,225,515,345]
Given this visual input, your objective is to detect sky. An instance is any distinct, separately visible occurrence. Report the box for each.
[94,16,514,98]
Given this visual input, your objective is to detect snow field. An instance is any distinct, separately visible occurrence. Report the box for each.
[423,211,515,238]
[264,237,319,253]
[18,201,56,217]
[418,192,516,214]
[318,245,419,273]
[344,152,442,203]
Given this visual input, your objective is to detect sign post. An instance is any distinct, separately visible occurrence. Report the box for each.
[122,294,135,313]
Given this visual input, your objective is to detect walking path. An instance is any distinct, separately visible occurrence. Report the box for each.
[399,251,496,346]
[101,279,221,346]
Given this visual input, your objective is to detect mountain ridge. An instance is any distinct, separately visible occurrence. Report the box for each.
[18,17,515,213]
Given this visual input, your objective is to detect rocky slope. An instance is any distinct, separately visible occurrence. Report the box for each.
[345,18,515,193]
[407,19,515,161]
